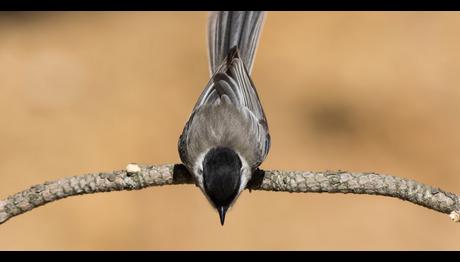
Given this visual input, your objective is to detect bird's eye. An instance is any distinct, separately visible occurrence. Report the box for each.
[198,168,203,175]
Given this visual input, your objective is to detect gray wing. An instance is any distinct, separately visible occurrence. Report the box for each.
[180,48,270,167]
[195,48,267,121]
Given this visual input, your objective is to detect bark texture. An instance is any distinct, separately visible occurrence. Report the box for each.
[1,164,459,225]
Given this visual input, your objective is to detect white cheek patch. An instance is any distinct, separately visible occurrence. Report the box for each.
[193,150,208,191]
[237,152,252,195]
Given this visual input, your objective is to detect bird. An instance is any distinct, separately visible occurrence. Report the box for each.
[178,11,270,225]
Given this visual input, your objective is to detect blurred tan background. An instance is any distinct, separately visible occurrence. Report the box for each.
[0,11,459,250]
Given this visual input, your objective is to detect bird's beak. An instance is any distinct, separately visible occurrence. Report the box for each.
[218,206,228,226]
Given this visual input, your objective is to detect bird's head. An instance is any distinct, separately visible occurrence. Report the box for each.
[201,146,243,225]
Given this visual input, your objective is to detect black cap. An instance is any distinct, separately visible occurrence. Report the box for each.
[202,147,242,226]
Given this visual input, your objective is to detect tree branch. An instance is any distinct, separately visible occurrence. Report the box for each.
[1,163,459,225]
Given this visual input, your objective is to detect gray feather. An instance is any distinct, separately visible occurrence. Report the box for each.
[208,11,266,75]
[179,11,270,171]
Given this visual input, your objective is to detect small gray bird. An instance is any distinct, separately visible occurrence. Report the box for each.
[178,11,270,225]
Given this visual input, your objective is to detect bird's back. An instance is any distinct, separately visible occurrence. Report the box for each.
[181,100,262,169]
[178,11,270,173]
